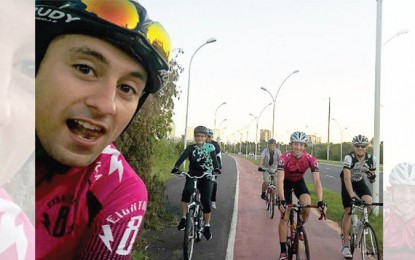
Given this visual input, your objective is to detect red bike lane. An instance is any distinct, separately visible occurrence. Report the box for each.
[232,156,345,259]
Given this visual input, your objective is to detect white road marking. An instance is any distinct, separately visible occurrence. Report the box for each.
[226,156,239,260]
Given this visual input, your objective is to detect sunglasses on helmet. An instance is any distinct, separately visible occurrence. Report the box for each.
[80,0,171,62]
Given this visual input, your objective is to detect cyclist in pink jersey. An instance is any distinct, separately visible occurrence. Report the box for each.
[35,0,171,258]
[384,162,415,259]
[276,131,326,260]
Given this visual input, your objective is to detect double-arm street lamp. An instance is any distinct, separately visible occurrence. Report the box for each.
[214,102,227,130]
[332,118,348,162]
[183,38,217,168]
[261,70,299,139]
[249,103,272,160]
[183,38,216,143]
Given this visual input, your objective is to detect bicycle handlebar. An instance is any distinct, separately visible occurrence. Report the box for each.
[179,172,212,179]
[351,201,383,207]
[286,204,326,220]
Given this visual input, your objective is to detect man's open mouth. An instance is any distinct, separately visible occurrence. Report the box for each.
[67,119,104,141]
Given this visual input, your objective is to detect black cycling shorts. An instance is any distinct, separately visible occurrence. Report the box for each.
[181,175,214,213]
[341,178,372,208]
[283,178,310,204]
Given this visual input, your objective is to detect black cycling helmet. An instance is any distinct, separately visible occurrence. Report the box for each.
[36,0,171,112]
[268,138,277,144]
[194,126,208,136]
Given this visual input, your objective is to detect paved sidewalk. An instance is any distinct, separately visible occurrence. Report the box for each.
[233,156,345,259]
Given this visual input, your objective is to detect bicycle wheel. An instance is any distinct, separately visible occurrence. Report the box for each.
[360,223,380,260]
[350,233,356,256]
[195,207,203,242]
[295,226,310,260]
[268,192,275,218]
[183,208,195,260]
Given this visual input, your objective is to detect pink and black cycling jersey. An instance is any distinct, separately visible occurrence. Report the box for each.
[36,144,147,259]
[0,188,35,260]
[277,151,319,182]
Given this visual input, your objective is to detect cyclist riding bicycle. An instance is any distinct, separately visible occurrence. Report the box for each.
[171,126,220,241]
[258,138,282,200]
[340,135,376,258]
[277,131,326,260]
[206,128,222,210]
[35,0,171,258]
[384,162,415,259]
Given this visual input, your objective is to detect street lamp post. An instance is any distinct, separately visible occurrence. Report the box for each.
[218,118,227,138]
[214,102,227,130]
[249,103,272,160]
[332,118,348,162]
[183,38,216,169]
[260,70,299,138]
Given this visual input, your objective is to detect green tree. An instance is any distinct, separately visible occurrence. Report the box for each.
[115,55,184,230]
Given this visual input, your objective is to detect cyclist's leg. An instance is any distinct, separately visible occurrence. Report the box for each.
[279,181,293,254]
[356,179,373,213]
[181,176,196,218]
[295,179,311,221]
[340,178,353,254]
[211,176,217,202]
[262,171,270,198]
[199,176,214,224]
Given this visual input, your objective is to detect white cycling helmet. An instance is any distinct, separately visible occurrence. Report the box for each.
[290,131,308,144]
[389,162,415,186]
[352,135,369,145]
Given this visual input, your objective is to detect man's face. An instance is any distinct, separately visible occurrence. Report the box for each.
[353,144,368,157]
[0,0,35,184]
[268,143,276,151]
[291,142,305,156]
[36,34,147,166]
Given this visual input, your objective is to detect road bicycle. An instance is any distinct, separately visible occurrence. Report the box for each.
[285,203,326,260]
[180,172,209,260]
[347,200,383,260]
[263,168,278,218]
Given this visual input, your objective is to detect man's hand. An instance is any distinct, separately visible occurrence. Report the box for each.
[171,168,180,174]
[366,171,376,183]
[278,200,287,213]
[351,196,362,205]
[317,201,327,217]
[258,167,265,172]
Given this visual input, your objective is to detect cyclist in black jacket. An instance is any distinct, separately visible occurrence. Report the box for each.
[207,129,222,209]
[171,126,220,240]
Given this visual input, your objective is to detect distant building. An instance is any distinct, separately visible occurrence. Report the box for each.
[260,129,271,142]
[308,134,322,144]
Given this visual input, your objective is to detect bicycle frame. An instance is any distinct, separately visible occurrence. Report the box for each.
[349,201,383,259]
[265,170,278,218]
[181,172,210,260]
[285,204,325,260]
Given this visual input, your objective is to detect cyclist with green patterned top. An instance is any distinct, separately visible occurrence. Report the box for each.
[171,126,221,241]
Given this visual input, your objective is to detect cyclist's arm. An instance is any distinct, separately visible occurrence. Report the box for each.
[77,177,147,258]
[174,146,192,168]
[210,150,219,170]
[311,171,323,202]
[277,169,285,200]
[258,157,264,168]
[343,168,355,197]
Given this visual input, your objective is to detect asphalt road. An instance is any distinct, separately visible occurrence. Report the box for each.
[303,162,384,202]
[142,155,237,259]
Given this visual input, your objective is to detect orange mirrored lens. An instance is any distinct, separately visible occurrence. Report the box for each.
[82,0,139,29]
[146,22,171,61]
